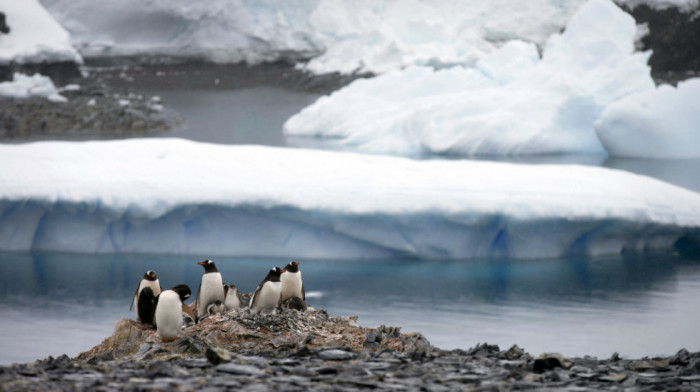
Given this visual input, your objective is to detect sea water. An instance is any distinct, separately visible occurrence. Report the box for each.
[0,251,698,365]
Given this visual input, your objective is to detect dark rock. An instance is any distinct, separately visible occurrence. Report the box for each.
[216,363,265,376]
[504,345,525,360]
[146,362,177,378]
[0,12,10,34]
[205,347,232,365]
[533,353,572,373]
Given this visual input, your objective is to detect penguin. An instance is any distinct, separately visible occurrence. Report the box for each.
[195,260,224,318]
[249,267,284,315]
[136,286,157,325]
[206,300,226,316]
[280,261,305,303]
[131,270,161,322]
[223,283,241,311]
[154,284,191,341]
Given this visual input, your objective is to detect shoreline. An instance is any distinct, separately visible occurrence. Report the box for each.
[1,308,698,391]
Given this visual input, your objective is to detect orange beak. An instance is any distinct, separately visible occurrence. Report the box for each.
[198,261,206,266]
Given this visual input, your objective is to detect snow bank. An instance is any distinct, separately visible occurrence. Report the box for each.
[40,0,588,74]
[1,139,699,259]
[0,0,82,64]
[0,73,65,101]
[595,78,700,158]
[284,0,655,157]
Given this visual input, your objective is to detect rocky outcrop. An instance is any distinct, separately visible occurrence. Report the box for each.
[77,308,431,362]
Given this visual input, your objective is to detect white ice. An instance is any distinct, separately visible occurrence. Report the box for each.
[284,0,656,157]
[0,0,82,65]
[0,73,66,102]
[40,0,589,75]
[0,139,699,260]
[595,78,700,158]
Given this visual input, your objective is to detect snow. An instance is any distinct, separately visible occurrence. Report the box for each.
[0,72,66,102]
[595,78,700,159]
[40,0,588,75]
[0,138,699,260]
[284,0,655,157]
[0,0,82,65]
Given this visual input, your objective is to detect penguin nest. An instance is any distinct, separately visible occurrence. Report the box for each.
[78,308,430,361]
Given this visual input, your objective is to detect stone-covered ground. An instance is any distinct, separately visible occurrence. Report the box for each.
[1,307,699,392]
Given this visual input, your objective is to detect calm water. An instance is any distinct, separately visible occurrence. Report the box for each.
[1,251,699,365]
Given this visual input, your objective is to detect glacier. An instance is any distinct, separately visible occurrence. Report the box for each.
[284,0,700,159]
[0,0,82,65]
[1,138,699,259]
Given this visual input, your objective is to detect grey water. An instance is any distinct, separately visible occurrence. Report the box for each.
[1,251,699,365]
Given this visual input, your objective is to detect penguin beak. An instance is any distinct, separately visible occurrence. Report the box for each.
[292,262,299,267]
[198,261,206,266]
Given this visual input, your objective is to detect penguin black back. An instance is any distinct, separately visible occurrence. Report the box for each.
[264,267,283,283]
[170,284,192,302]
[137,287,157,325]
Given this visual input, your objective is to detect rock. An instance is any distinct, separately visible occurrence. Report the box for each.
[504,345,525,360]
[216,363,265,376]
[205,347,232,365]
[628,359,670,372]
[317,349,357,361]
[599,373,628,383]
[533,353,573,373]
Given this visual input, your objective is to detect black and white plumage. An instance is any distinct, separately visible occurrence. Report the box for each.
[195,260,224,318]
[154,284,191,341]
[280,261,305,303]
[131,270,161,322]
[137,287,157,325]
[249,267,284,315]
[206,300,225,315]
[223,284,241,311]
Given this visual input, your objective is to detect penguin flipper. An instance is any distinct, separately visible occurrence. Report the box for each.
[130,278,143,310]
[137,287,156,324]
[152,293,160,327]
[302,284,305,301]
[249,284,262,310]
[195,279,202,314]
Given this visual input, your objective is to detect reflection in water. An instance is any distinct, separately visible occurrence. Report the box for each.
[0,252,699,364]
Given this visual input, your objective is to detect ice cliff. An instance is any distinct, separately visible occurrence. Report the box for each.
[1,139,699,259]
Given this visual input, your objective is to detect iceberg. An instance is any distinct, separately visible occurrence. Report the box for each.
[0,0,82,65]
[284,0,655,157]
[1,138,699,259]
[40,0,588,74]
[595,78,700,159]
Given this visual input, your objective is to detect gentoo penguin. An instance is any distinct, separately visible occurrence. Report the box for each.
[206,300,226,316]
[280,261,305,303]
[195,260,224,318]
[154,284,191,341]
[249,267,284,315]
[136,286,157,325]
[223,283,241,311]
[131,270,161,322]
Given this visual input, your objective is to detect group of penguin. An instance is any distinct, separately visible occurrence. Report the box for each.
[130,260,305,340]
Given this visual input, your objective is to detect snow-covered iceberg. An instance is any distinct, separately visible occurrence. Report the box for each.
[40,0,588,74]
[0,0,82,65]
[1,139,699,259]
[284,0,655,157]
[595,78,700,159]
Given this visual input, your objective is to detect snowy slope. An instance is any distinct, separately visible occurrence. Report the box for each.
[284,0,656,157]
[0,0,82,65]
[1,139,699,259]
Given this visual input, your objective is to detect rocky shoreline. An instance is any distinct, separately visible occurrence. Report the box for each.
[1,307,699,391]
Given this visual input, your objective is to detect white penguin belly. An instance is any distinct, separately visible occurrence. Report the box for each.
[134,279,160,316]
[225,289,241,310]
[251,282,281,314]
[155,291,182,340]
[280,271,302,301]
[197,273,224,315]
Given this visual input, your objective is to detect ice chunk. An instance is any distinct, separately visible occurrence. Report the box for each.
[595,78,700,159]
[0,0,82,64]
[284,0,655,156]
[0,73,62,100]
[0,139,698,259]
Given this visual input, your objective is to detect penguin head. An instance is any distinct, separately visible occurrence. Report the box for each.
[198,259,219,273]
[283,261,300,273]
[169,284,191,302]
[267,267,284,282]
[144,270,158,281]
